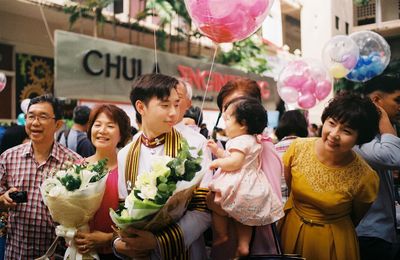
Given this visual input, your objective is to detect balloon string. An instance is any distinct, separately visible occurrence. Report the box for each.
[198,44,218,126]
[152,7,158,74]
[39,4,54,46]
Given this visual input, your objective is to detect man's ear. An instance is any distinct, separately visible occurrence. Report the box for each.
[369,91,383,105]
[135,100,145,115]
[55,120,64,131]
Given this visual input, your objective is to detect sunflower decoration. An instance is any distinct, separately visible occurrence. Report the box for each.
[20,84,46,101]
[28,59,53,91]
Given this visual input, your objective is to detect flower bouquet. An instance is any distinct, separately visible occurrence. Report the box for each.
[40,159,109,260]
[110,140,203,232]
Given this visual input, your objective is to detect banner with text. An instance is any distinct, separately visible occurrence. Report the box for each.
[55,30,278,110]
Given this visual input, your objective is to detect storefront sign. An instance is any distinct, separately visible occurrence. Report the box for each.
[55,30,278,109]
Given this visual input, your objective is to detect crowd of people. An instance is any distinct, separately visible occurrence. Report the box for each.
[0,71,399,260]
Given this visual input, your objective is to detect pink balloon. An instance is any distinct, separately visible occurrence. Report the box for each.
[208,0,237,18]
[315,80,332,100]
[0,82,5,93]
[298,93,317,109]
[300,79,316,94]
[342,54,358,70]
[279,86,299,104]
[184,0,273,43]
[284,75,307,90]
[241,0,269,17]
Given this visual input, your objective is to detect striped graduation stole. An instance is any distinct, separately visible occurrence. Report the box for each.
[155,223,190,260]
[124,128,182,188]
[125,128,190,259]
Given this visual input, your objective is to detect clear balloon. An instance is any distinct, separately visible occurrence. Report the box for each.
[20,99,31,114]
[0,72,6,93]
[322,35,359,79]
[277,59,332,109]
[184,0,274,43]
[346,31,391,82]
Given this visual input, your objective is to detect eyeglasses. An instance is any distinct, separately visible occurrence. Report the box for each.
[25,114,56,123]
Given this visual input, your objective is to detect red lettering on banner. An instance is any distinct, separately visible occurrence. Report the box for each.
[177,65,205,90]
[178,65,271,100]
[199,70,209,90]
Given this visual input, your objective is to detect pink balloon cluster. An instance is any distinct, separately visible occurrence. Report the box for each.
[184,0,273,43]
[277,60,332,109]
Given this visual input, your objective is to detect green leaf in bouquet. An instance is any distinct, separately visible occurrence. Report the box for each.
[135,199,163,209]
[110,209,134,223]
[167,158,182,169]
[115,202,126,215]
[89,158,109,182]
[183,171,195,181]
[110,197,163,228]
[178,149,190,161]
[154,193,169,205]
[167,159,186,179]
[58,174,82,191]
[183,160,202,181]
[133,189,142,200]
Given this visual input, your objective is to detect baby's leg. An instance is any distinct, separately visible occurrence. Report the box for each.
[234,221,252,257]
[212,212,229,246]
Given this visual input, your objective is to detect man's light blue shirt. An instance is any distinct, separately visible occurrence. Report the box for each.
[354,133,400,243]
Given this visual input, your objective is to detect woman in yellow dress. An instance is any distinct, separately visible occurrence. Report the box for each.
[279,93,381,260]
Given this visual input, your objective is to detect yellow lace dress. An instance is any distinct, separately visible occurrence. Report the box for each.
[278,138,379,260]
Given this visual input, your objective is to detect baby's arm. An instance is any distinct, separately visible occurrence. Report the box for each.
[207,140,226,158]
[209,150,246,172]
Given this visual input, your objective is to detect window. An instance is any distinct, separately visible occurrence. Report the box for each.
[335,16,339,30]
[345,22,349,35]
[0,43,13,70]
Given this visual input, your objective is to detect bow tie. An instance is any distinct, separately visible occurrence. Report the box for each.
[141,134,166,148]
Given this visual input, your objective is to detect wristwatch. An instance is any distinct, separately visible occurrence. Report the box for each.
[112,237,130,260]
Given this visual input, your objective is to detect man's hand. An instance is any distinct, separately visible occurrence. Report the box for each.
[115,227,157,257]
[374,103,397,135]
[0,187,18,210]
[114,238,150,258]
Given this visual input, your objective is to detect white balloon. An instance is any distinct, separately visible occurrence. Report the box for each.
[20,99,30,114]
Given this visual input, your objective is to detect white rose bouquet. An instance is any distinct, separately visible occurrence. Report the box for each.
[110,140,203,232]
[39,159,109,260]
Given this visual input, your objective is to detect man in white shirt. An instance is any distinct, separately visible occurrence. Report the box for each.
[175,80,208,152]
[115,74,211,259]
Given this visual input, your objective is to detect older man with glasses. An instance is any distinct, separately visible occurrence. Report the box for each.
[0,94,81,259]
